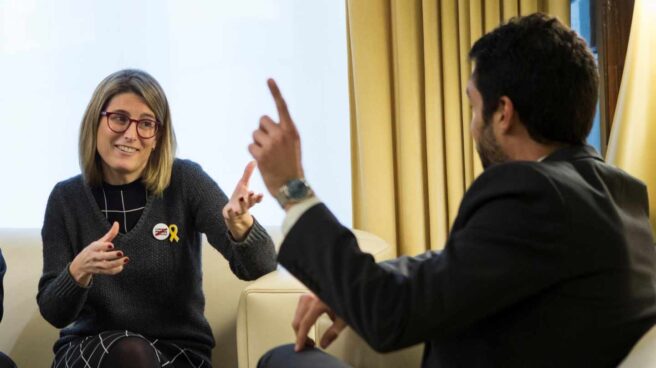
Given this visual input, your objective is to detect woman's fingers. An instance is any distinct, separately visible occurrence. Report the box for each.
[92,250,124,261]
[83,243,128,273]
[89,241,115,252]
[238,196,249,214]
[239,161,257,187]
[224,193,262,220]
[71,230,129,284]
[246,192,264,208]
[225,206,241,219]
[92,257,129,274]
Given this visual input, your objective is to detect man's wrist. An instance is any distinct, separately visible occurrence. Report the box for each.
[275,178,314,209]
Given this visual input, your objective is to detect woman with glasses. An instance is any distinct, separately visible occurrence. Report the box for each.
[37,69,276,368]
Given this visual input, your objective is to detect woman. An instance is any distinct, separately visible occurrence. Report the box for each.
[37,69,277,368]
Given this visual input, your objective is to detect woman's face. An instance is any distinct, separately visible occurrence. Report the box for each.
[96,92,158,185]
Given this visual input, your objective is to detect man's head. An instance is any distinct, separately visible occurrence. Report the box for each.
[467,13,599,167]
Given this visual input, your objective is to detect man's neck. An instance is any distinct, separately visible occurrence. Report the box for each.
[511,142,565,162]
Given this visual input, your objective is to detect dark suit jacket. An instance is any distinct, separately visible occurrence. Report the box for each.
[278,145,656,367]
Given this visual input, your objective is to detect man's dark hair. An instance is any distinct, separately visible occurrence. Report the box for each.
[469,13,599,145]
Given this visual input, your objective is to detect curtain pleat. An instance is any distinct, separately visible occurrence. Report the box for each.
[348,0,398,253]
[422,0,450,250]
[390,0,429,256]
[606,0,656,236]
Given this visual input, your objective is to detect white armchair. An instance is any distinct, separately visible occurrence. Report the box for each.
[619,324,656,367]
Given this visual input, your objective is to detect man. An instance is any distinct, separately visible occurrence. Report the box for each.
[249,13,656,367]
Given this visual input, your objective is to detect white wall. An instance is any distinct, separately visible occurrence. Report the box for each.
[0,0,351,228]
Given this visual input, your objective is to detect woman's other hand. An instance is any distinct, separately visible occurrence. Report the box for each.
[68,222,128,287]
[223,161,264,241]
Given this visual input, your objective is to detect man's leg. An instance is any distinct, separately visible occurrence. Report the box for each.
[0,352,16,368]
[258,344,352,368]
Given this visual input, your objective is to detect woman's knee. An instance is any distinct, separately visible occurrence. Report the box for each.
[102,337,158,368]
[0,352,17,368]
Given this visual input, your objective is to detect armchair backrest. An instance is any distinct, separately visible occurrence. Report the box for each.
[619,324,656,367]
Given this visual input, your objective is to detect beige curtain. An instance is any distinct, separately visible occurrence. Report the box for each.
[606,0,656,237]
[347,0,570,256]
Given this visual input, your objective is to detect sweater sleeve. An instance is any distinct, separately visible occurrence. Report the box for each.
[37,183,91,328]
[184,161,277,281]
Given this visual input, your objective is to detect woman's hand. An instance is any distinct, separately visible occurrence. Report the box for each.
[68,222,128,287]
[223,161,264,241]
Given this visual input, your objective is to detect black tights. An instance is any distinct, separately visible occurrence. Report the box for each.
[101,337,159,368]
[52,331,206,368]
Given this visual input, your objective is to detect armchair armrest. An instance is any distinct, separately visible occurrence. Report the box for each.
[236,229,423,368]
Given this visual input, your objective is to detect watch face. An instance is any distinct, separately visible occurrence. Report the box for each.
[287,179,309,199]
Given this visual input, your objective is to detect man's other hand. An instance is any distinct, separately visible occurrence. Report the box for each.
[292,293,347,352]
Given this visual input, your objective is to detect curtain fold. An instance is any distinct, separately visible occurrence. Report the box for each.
[348,0,570,255]
[606,0,656,237]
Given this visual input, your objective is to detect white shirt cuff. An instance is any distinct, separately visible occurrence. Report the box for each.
[282,196,322,237]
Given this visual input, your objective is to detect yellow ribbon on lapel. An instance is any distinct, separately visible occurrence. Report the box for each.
[168,224,180,242]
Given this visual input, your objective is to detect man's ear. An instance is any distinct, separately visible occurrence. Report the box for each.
[495,96,515,134]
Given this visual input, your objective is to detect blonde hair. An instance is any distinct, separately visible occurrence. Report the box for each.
[79,69,177,195]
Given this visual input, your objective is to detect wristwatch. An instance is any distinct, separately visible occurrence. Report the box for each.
[274,178,314,208]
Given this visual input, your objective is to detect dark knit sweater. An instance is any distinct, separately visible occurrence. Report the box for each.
[37,159,277,362]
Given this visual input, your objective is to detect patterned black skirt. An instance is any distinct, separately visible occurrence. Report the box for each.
[52,331,209,368]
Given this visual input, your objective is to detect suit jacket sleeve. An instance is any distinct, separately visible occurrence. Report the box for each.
[379,251,439,275]
[278,163,571,352]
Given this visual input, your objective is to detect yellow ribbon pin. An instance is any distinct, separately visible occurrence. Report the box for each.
[168,224,180,242]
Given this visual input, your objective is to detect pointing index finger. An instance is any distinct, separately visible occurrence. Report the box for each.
[240,161,256,186]
[267,78,293,126]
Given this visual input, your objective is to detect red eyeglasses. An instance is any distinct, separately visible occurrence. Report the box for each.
[101,111,161,139]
